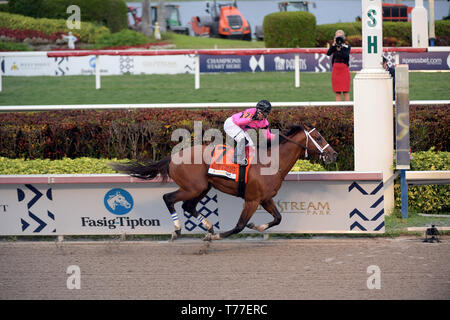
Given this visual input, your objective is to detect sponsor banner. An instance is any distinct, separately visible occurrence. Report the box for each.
[200,55,265,73]
[133,54,195,74]
[0,179,384,235]
[1,55,195,76]
[201,53,362,73]
[2,52,447,76]
[398,52,450,70]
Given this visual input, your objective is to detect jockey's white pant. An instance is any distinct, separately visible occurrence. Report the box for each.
[224,117,254,147]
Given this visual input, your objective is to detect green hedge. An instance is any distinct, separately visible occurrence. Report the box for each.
[316,20,450,47]
[0,105,447,172]
[0,40,30,51]
[0,157,324,174]
[0,11,110,43]
[394,148,449,214]
[7,0,128,33]
[95,29,151,49]
[0,157,123,174]
[263,11,316,48]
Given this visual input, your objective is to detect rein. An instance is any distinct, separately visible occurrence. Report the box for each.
[279,128,330,158]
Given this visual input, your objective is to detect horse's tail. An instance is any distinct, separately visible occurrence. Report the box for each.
[111,157,171,182]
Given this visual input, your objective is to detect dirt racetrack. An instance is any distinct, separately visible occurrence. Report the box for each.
[0,237,449,300]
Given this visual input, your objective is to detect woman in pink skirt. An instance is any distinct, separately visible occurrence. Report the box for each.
[327,30,351,101]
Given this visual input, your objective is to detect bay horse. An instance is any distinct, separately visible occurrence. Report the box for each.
[112,124,337,241]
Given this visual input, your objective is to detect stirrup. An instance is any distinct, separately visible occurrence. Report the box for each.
[234,156,247,166]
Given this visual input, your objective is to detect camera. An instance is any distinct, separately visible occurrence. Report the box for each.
[335,36,345,46]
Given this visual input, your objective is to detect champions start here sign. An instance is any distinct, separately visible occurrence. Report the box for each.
[0,173,385,236]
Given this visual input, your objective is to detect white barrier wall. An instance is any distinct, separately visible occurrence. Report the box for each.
[0,172,385,236]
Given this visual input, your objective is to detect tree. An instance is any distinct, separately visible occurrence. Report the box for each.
[138,0,153,37]
[157,0,167,33]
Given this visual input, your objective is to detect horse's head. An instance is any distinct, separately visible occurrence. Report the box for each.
[302,125,337,165]
[111,192,131,209]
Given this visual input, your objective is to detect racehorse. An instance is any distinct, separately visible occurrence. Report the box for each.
[112,124,337,241]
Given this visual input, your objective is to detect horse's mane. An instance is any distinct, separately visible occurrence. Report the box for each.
[264,124,305,149]
[279,125,305,144]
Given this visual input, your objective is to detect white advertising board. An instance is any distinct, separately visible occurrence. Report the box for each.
[0,173,385,236]
[1,55,195,76]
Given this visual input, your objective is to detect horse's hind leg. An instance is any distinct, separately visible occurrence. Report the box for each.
[163,187,206,240]
[163,190,182,240]
[247,198,281,232]
[182,186,215,234]
[206,200,259,241]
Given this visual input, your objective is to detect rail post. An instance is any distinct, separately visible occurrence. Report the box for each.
[395,64,410,218]
[0,56,3,92]
[195,52,200,90]
[295,53,300,87]
[95,55,101,89]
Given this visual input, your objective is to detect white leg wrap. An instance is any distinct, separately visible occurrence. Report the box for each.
[171,212,181,230]
[197,214,212,230]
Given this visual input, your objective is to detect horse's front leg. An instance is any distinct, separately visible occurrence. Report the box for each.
[246,198,281,232]
[204,200,260,241]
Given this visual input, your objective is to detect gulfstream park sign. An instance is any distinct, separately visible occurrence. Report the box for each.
[0,172,385,236]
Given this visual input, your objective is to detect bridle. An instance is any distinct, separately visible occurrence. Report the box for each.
[279,128,330,160]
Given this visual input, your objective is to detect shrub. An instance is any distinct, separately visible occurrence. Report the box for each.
[316,20,449,47]
[7,0,46,18]
[435,20,450,38]
[394,148,450,214]
[7,0,128,32]
[0,157,126,174]
[0,105,447,172]
[95,29,151,49]
[0,11,110,43]
[0,40,31,51]
[316,22,362,47]
[263,11,316,48]
[291,160,326,172]
[0,157,323,175]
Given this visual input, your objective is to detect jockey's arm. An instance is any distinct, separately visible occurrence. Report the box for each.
[231,109,255,127]
[264,127,275,140]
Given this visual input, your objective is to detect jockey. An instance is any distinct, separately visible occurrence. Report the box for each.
[224,99,275,165]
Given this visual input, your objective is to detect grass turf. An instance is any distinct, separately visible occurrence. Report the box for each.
[1,72,449,106]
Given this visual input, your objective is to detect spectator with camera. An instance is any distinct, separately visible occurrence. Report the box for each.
[327,30,351,101]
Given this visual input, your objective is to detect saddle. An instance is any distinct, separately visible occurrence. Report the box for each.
[207,145,254,198]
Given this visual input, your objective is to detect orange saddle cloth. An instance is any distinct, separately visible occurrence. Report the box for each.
[207,145,254,183]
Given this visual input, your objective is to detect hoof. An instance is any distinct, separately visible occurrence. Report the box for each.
[247,222,256,230]
[203,233,222,241]
[171,229,181,241]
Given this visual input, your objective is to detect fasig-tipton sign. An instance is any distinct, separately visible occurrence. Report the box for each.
[0,172,385,235]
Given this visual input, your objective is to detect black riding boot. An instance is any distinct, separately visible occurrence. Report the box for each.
[233,139,247,166]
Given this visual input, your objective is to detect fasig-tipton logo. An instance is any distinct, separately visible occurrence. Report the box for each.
[79,188,160,230]
[104,188,133,215]
[81,216,160,230]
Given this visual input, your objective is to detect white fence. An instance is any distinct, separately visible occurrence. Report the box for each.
[0,100,449,112]
[1,47,448,91]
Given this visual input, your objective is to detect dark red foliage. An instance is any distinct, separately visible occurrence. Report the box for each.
[0,105,447,171]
